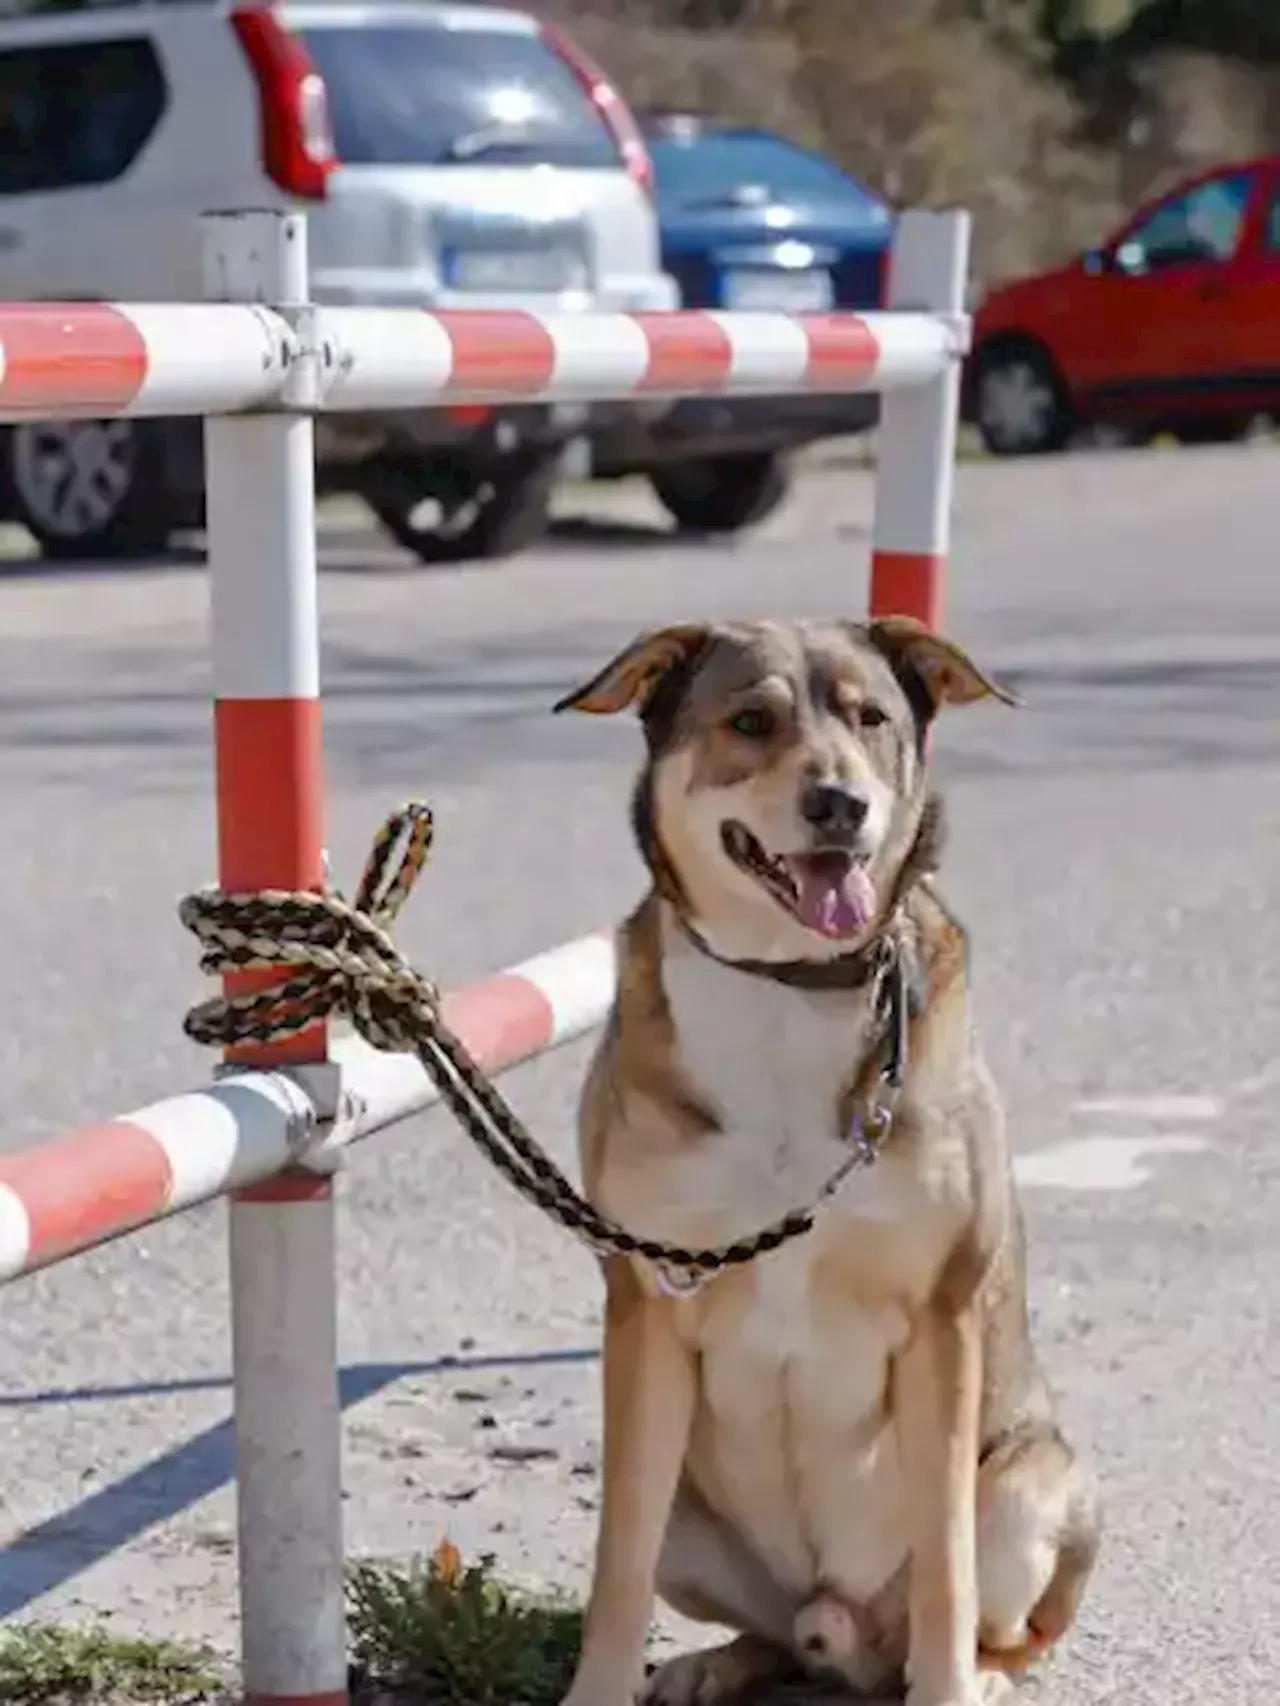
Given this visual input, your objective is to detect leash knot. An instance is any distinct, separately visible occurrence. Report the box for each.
[178,802,438,1056]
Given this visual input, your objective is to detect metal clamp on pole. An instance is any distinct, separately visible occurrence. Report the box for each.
[209,1058,348,1175]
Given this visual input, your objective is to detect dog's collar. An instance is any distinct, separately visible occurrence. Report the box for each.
[670,909,902,992]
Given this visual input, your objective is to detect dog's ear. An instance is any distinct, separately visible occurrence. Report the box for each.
[553,624,712,717]
[867,615,1019,714]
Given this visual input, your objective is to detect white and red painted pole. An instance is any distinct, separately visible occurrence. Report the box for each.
[868,208,971,627]
[202,209,347,1706]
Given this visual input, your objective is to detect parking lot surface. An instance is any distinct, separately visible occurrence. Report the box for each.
[1,446,1278,1705]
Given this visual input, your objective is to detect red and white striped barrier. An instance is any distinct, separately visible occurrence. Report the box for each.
[1,205,970,1706]
[0,301,294,420]
[320,304,963,409]
[0,932,615,1282]
[0,301,963,422]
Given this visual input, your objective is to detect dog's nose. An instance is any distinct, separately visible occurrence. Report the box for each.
[800,781,869,836]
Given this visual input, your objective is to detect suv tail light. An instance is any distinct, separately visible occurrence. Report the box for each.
[539,22,654,200]
[231,6,336,200]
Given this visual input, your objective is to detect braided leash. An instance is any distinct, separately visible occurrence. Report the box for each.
[179,802,897,1293]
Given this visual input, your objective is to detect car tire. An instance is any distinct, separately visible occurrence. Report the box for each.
[650,452,792,535]
[8,418,177,559]
[970,338,1075,457]
[365,451,557,565]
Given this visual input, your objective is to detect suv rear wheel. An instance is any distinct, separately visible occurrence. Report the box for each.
[8,419,177,559]
[363,449,559,565]
[971,339,1075,456]
[650,452,791,535]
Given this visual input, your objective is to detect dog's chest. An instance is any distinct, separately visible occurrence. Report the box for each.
[675,966,849,1136]
[660,949,918,1597]
[658,947,889,1231]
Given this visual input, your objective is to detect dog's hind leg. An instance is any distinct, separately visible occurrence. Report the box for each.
[643,1479,795,1706]
[976,1425,1102,1676]
[655,1476,792,1638]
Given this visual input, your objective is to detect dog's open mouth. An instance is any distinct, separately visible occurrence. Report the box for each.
[721,821,876,941]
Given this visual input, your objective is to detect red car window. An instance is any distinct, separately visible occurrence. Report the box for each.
[1116,168,1257,272]
[1264,183,1280,254]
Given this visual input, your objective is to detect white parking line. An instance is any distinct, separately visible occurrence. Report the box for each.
[1015,1133,1211,1192]
[1069,1094,1221,1121]
[1227,1061,1280,1103]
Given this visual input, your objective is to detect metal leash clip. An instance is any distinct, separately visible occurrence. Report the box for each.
[653,1259,710,1299]
[847,1102,893,1165]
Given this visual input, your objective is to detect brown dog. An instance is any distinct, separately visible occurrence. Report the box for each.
[553,617,1100,1706]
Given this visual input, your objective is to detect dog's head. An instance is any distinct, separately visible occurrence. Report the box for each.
[556,617,1016,962]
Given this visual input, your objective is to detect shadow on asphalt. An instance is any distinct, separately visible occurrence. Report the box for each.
[0,540,206,580]
[1,635,1276,781]
[1000,658,1280,693]
[549,514,680,550]
[0,511,718,582]
[315,512,691,575]
[0,1347,596,1616]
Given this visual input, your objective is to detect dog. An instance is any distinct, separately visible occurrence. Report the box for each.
[552,616,1101,1706]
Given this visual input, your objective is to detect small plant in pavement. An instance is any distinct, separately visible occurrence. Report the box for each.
[0,1622,227,1704]
[347,1539,585,1706]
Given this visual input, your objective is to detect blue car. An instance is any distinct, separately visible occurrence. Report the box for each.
[589,111,894,534]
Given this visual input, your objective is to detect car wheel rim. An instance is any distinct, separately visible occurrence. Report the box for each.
[12,420,135,537]
[978,361,1056,451]
[389,491,490,541]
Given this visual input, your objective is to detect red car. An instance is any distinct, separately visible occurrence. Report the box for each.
[965,153,1280,454]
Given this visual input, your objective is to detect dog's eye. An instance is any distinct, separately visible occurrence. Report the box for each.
[857,702,889,730]
[727,706,775,740]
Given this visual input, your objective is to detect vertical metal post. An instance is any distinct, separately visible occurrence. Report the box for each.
[868,208,971,626]
[202,209,347,1706]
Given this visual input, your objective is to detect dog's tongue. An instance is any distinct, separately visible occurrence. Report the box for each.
[789,853,876,940]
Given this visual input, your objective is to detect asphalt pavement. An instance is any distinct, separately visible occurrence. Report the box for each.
[1,445,1278,1705]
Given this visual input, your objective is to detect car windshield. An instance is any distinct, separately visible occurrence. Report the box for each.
[649,129,889,224]
[300,23,619,169]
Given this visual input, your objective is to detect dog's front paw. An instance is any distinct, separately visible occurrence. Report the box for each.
[907,1673,1013,1706]
[559,1674,640,1706]
[907,1693,980,1706]
[558,1687,632,1706]
[641,1637,788,1706]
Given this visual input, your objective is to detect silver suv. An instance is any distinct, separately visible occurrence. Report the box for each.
[0,0,675,561]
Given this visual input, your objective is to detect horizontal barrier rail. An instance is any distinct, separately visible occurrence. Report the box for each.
[0,931,615,1284]
[0,301,294,420]
[0,302,968,424]
[318,305,967,410]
